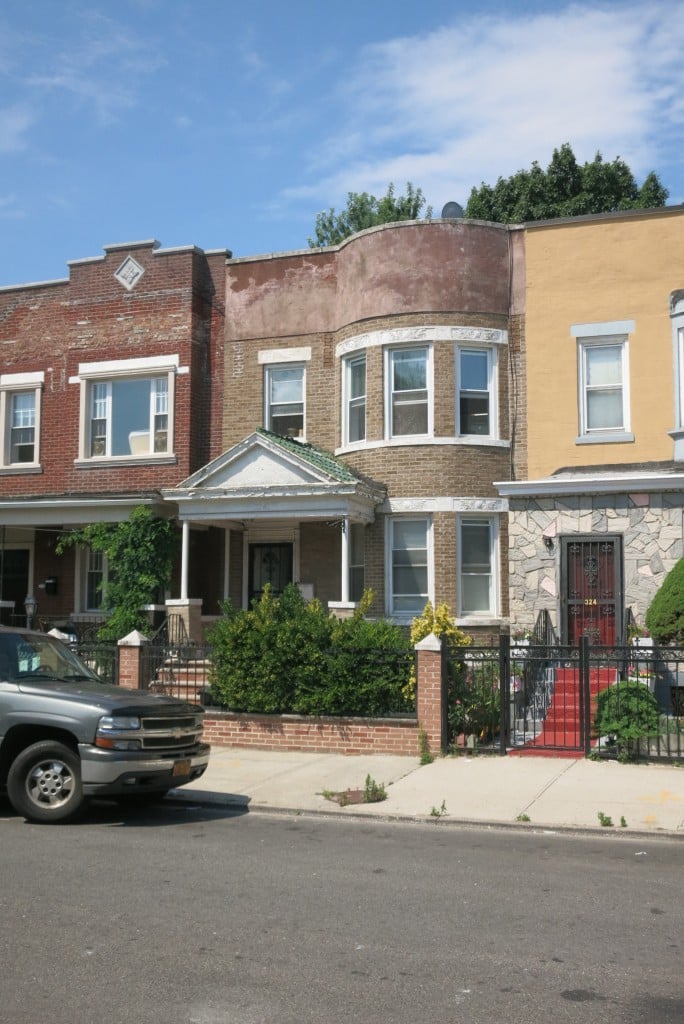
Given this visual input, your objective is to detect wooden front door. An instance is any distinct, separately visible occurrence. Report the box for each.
[561,536,622,645]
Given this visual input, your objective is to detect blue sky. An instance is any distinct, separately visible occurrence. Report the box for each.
[1,0,683,286]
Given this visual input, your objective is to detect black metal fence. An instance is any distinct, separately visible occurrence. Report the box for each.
[447,637,683,760]
[70,631,684,761]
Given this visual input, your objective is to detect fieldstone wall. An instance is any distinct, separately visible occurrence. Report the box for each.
[508,491,684,633]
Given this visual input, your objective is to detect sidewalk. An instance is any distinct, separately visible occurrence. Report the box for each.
[171,747,684,836]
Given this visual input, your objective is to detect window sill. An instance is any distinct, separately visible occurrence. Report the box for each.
[575,432,634,445]
[74,454,177,468]
[455,616,502,627]
[0,463,42,475]
[335,436,510,455]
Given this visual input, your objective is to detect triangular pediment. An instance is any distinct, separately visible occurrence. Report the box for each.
[174,430,359,493]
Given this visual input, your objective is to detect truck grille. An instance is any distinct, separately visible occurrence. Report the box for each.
[139,713,204,751]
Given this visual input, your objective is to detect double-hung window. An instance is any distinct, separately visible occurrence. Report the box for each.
[573,323,633,443]
[75,356,177,461]
[0,373,43,469]
[265,364,305,439]
[459,518,496,616]
[457,347,496,437]
[344,354,366,444]
[388,517,430,616]
[85,549,106,611]
[387,346,430,438]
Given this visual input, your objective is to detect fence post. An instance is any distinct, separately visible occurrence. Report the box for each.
[499,633,510,755]
[579,634,591,756]
[415,632,447,755]
[117,629,147,690]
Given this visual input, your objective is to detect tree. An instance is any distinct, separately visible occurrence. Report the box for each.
[465,143,668,224]
[56,506,176,641]
[308,182,432,248]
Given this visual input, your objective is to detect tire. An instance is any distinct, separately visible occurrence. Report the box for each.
[7,740,84,824]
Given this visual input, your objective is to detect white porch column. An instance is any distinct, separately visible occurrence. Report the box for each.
[340,516,350,603]
[180,520,190,601]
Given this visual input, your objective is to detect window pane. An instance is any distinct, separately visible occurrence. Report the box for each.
[270,367,303,402]
[460,350,488,390]
[392,396,428,435]
[587,389,623,430]
[347,357,366,443]
[461,520,492,614]
[461,575,491,614]
[392,519,428,613]
[349,358,365,400]
[460,394,489,435]
[10,392,35,462]
[111,378,152,456]
[392,349,426,390]
[586,346,621,386]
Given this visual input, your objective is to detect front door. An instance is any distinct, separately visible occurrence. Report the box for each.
[0,549,30,625]
[561,536,622,645]
[248,543,293,605]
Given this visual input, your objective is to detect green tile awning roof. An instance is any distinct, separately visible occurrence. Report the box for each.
[255,428,360,483]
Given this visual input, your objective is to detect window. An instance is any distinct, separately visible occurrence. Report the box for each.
[349,523,365,601]
[85,549,106,611]
[0,373,43,469]
[387,347,430,437]
[573,323,633,443]
[265,365,305,439]
[88,376,168,457]
[344,355,366,444]
[389,517,430,615]
[457,347,496,437]
[74,355,178,463]
[459,518,495,615]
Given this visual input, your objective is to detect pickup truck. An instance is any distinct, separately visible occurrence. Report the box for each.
[0,626,210,823]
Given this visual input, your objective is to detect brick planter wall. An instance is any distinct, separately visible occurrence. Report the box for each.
[202,712,419,755]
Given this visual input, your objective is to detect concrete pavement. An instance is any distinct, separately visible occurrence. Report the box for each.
[171,746,684,836]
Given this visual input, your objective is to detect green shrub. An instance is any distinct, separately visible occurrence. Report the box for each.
[593,680,660,757]
[207,584,412,716]
[645,557,684,644]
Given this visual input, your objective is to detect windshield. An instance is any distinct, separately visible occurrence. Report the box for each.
[0,632,103,683]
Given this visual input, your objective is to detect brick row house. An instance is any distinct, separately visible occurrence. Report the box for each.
[0,220,523,639]
[4,206,683,649]
[0,240,229,635]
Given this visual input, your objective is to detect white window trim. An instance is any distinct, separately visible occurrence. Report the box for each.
[72,356,179,464]
[263,362,307,440]
[342,353,366,447]
[0,372,44,471]
[575,332,633,444]
[385,515,433,620]
[384,344,433,441]
[457,514,500,620]
[456,344,499,439]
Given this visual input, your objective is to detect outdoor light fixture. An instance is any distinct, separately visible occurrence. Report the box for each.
[543,535,554,552]
[24,594,37,629]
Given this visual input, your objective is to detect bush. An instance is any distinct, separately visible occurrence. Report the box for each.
[207,585,413,716]
[645,557,684,644]
[593,680,660,757]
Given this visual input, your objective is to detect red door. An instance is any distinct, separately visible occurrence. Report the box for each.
[562,537,622,645]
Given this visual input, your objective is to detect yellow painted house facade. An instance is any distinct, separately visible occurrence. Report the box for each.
[497,206,684,644]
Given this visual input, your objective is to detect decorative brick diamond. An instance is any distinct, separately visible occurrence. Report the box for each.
[115,255,145,291]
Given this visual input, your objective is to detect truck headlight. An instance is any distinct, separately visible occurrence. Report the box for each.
[95,714,142,750]
[98,715,141,731]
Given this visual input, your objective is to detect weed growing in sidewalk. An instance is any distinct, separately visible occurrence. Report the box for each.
[418,729,434,765]
[516,812,531,823]
[430,800,447,817]
[597,811,613,827]
[363,775,387,803]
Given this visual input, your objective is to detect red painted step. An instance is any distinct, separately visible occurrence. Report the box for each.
[513,667,617,755]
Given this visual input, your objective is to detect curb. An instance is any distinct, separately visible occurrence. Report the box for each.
[166,789,684,841]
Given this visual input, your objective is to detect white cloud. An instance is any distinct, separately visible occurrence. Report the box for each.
[287,2,684,212]
[0,105,35,154]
